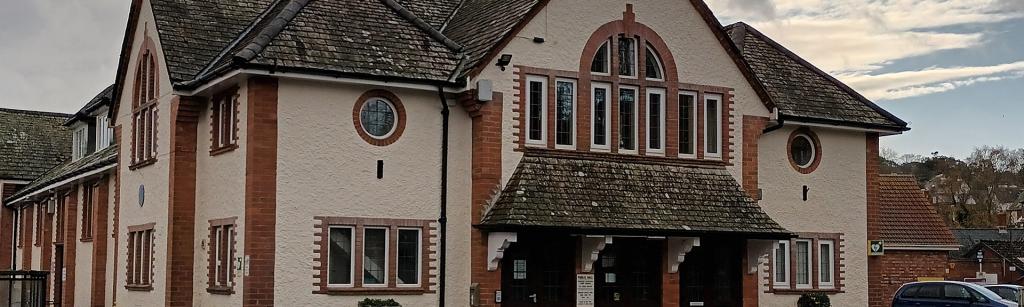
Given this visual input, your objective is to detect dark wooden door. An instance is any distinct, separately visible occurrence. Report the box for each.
[595,239,661,307]
[501,234,575,307]
[53,245,63,307]
[680,239,742,307]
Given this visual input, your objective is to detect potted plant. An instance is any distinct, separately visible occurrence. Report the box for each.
[797,292,831,307]
[358,298,402,307]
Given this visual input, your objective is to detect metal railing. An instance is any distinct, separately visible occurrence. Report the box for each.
[0,271,48,307]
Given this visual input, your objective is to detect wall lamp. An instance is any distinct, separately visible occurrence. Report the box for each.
[496,54,513,71]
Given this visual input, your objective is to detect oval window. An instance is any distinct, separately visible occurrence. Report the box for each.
[790,134,815,168]
[359,98,397,139]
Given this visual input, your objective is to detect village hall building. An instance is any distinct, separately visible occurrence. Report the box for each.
[1,0,913,306]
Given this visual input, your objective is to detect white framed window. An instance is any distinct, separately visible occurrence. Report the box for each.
[327,226,355,286]
[554,79,577,149]
[396,228,422,286]
[96,115,113,150]
[795,239,812,289]
[704,93,722,159]
[644,43,665,80]
[525,75,547,146]
[211,224,235,288]
[617,35,637,78]
[590,41,611,75]
[818,240,835,289]
[773,240,790,288]
[617,86,638,154]
[645,88,666,155]
[678,92,697,158]
[362,227,389,286]
[591,83,612,151]
[72,126,89,160]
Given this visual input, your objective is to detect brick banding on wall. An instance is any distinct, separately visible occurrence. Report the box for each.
[352,89,407,147]
[866,133,883,307]
[243,76,279,307]
[165,95,203,307]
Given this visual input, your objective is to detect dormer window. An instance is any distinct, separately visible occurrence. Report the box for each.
[617,35,637,77]
[72,126,89,160]
[590,41,610,74]
[645,43,664,80]
[96,114,113,150]
[131,46,159,168]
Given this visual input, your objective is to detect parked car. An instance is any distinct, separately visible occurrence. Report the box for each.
[986,285,1024,305]
[892,281,1019,307]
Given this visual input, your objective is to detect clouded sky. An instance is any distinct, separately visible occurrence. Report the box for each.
[0,0,1020,158]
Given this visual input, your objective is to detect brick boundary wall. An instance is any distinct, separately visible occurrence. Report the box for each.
[165,95,202,307]
[243,76,279,307]
[877,250,949,303]
[866,133,883,307]
[90,177,110,307]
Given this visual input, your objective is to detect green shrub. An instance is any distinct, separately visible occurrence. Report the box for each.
[797,292,831,307]
[358,298,401,307]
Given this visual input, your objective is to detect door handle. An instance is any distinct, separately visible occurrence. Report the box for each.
[529,294,537,303]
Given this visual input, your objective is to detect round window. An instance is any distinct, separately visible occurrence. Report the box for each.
[790,134,816,168]
[359,98,397,139]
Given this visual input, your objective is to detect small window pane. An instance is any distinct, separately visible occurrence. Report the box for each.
[398,229,420,285]
[593,87,608,146]
[647,92,662,150]
[944,285,971,299]
[328,228,352,285]
[792,135,815,167]
[591,42,609,73]
[679,94,695,155]
[360,99,397,138]
[795,241,810,286]
[618,36,635,77]
[774,241,788,284]
[705,97,720,155]
[819,242,833,284]
[528,80,544,141]
[363,228,387,285]
[618,88,636,150]
[555,81,574,146]
[645,46,663,79]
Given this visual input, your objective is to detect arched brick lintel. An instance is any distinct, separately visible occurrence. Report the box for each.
[577,19,680,84]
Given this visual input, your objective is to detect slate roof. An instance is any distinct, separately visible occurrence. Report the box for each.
[0,108,72,181]
[972,240,1024,271]
[878,174,958,247]
[65,84,115,126]
[725,22,908,131]
[442,0,540,76]
[951,228,1024,258]
[6,145,118,204]
[480,151,790,237]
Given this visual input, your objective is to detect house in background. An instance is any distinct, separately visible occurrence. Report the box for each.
[950,228,1024,285]
[4,86,118,307]
[872,174,959,303]
[0,108,71,271]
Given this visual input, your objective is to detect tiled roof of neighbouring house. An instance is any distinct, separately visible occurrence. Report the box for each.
[972,240,1024,271]
[480,151,790,237]
[725,22,908,131]
[6,145,118,204]
[951,228,1024,258]
[878,174,958,247]
[0,108,72,181]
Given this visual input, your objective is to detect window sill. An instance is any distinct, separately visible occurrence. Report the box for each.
[207,286,235,295]
[80,237,93,243]
[125,284,154,292]
[129,158,157,170]
[768,288,843,295]
[314,287,430,296]
[209,144,238,156]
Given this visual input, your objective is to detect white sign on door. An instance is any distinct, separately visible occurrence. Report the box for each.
[577,273,595,307]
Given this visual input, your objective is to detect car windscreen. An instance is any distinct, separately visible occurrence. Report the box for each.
[990,287,1018,301]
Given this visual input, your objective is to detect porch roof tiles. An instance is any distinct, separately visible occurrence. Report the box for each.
[480,151,789,237]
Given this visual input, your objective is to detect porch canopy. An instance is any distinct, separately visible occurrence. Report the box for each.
[479,151,790,239]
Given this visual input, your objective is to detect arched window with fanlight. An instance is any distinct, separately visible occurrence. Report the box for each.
[645,43,665,80]
[131,38,160,168]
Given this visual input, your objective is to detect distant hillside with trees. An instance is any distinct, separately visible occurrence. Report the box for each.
[881,146,1024,228]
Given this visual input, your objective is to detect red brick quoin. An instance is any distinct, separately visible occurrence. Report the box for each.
[243,76,279,307]
[166,95,202,307]
[352,89,407,147]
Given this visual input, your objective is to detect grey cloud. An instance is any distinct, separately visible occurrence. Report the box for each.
[720,0,777,20]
